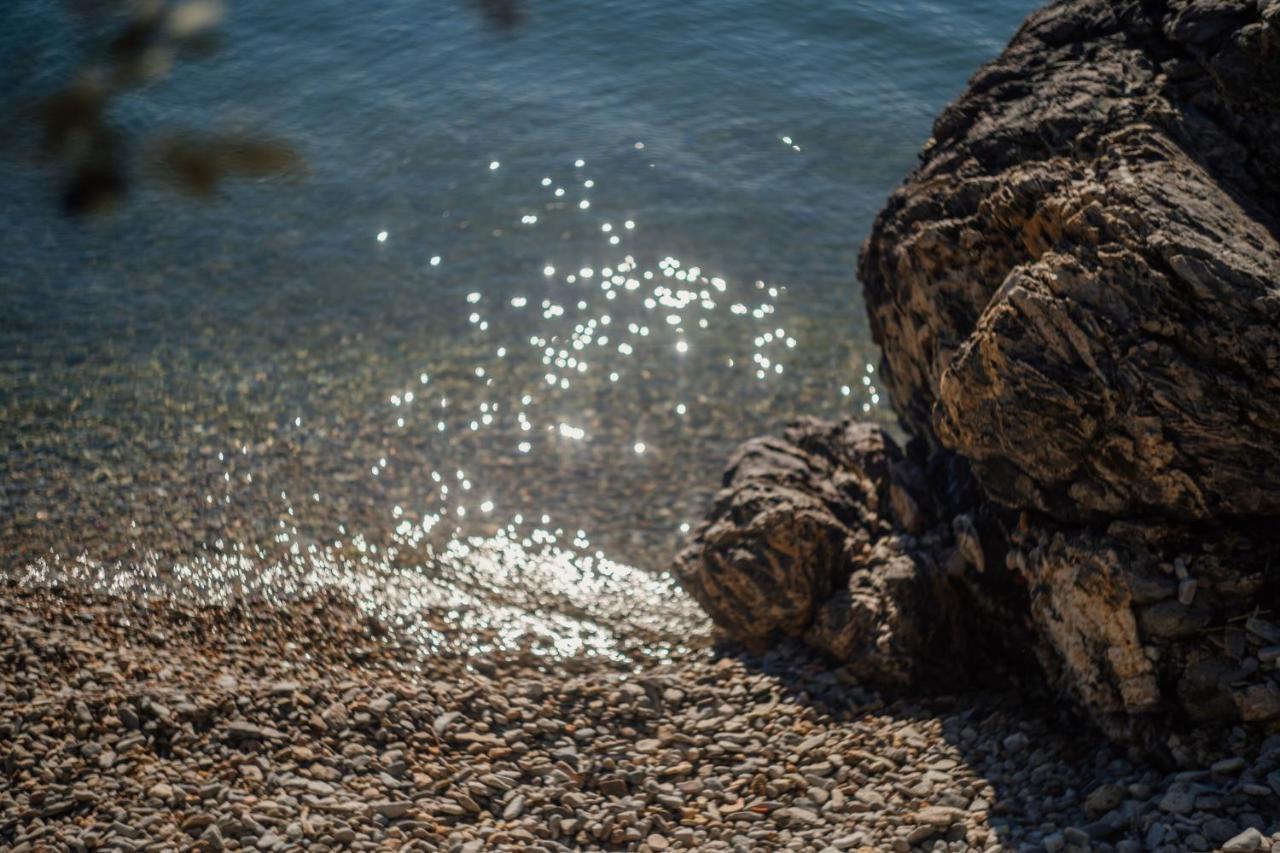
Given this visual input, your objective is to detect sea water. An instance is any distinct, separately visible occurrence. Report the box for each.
[0,0,1034,659]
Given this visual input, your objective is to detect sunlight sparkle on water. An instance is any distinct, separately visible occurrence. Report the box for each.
[10,148,889,669]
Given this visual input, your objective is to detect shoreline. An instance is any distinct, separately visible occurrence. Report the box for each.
[4,580,1278,852]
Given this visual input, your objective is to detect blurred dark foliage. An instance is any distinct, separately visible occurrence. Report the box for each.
[31,0,296,215]
[472,0,526,29]
[30,0,526,216]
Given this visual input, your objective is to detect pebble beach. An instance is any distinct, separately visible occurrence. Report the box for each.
[4,582,1280,852]
[5,0,1280,850]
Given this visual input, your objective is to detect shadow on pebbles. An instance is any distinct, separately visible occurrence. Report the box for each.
[2,581,1279,853]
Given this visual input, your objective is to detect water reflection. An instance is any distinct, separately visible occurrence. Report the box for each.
[16,518,701,664]
[3,146,886,664]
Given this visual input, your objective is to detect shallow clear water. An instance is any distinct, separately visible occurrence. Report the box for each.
[0,0,1034,659]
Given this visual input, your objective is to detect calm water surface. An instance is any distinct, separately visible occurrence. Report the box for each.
[0,0,1034,660]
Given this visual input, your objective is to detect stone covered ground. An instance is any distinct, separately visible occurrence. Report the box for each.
[3,581,1279,852]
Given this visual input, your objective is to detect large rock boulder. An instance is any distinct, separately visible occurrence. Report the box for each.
[859,0,1280,522]
[676,419,997,688]
[679,0,1280,759]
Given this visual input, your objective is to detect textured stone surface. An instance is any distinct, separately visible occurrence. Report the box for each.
[675,419,964,686]
[680,0,1280,758]
[1006,523,1280,746]
[860,0,1280,522]
[679,418,1280,755]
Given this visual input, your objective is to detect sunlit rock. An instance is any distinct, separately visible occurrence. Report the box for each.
[860,0,1280,522]
[681,0,1280,760]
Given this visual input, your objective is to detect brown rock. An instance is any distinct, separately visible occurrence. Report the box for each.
[680,0,1280,759]
[860,0,1280,523]
[677,420,982,687]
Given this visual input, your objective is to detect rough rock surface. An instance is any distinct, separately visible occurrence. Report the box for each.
[860,0,1280,522]
[676,420,970,687]
[679,0,1280,760]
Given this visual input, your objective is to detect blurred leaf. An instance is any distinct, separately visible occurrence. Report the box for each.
[151,132,300,197]
[471,0,525,29]
[107,8,164,65]
[62,161,127,215]
[39,78,108,156]
[216,137,300,174]
[61,134,127,216]
[25,0,534,216]
[152,135,220,195]
[165,0,226,38]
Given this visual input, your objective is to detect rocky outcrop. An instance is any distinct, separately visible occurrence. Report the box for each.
[676,419,996,687]
[861,0,1280,521]
[678,0,1280,758]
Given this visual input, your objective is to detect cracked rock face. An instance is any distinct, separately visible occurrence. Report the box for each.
[677,414,1280,754]
[679,0,1280,759]
[860,0,1280,522]
[678,421,965,686]
[1006,523,1280,747]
